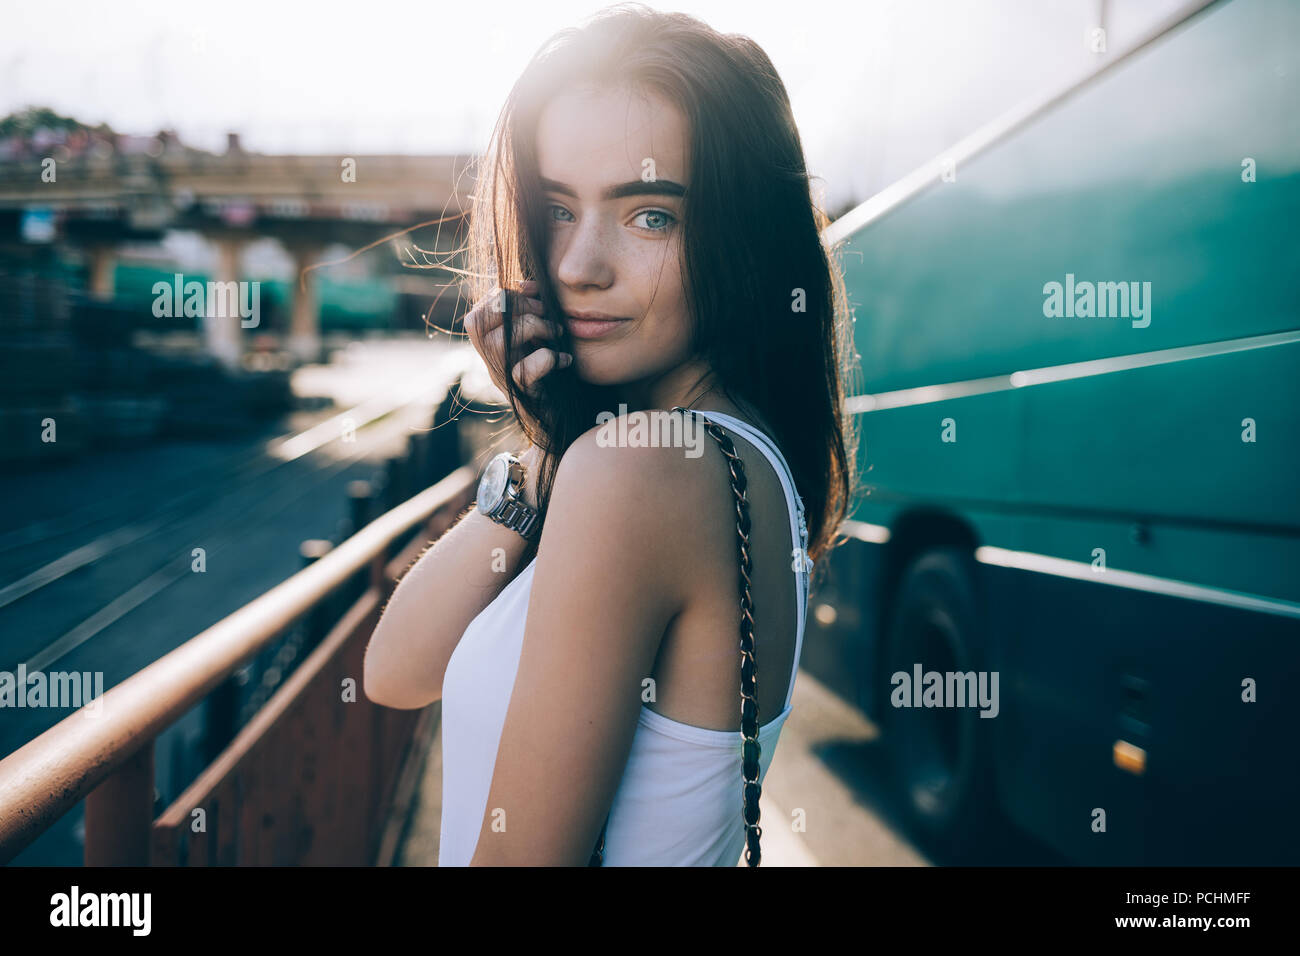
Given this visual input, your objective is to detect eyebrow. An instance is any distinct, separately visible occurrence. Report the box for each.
[540,177,686,200]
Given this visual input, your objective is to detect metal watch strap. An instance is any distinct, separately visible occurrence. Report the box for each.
[495,497,539,540]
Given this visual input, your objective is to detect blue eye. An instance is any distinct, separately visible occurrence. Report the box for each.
[547,204,675,231]
[633,209,676,231]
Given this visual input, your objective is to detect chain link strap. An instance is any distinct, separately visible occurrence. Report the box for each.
[589,407,762,867]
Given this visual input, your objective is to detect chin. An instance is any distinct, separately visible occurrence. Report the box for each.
[569,350,634,387]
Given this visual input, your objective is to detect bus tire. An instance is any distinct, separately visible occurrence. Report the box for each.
[880,546,999,860]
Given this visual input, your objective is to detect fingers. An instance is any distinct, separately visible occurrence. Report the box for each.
[463,288,547,343]
[483,311,564,356]
[462,283,571,397]
[512,347,573,393]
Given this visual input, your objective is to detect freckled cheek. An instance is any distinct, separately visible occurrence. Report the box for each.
[632,302,693,363]
[633,257,691,356]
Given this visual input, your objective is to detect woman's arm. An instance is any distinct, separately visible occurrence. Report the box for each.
[365,277,568,709]
[469,426,704,865]
[362,444,544,709]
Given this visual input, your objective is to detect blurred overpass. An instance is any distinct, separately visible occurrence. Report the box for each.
[0,134,474,366]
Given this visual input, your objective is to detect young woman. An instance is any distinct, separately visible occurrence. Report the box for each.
[364,3,859,866]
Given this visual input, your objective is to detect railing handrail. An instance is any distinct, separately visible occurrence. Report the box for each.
[0,463,477,862]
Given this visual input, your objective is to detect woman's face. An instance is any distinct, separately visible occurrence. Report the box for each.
[535,84,695,396]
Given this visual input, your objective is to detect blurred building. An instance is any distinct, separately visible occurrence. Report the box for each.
[0,108,475,468]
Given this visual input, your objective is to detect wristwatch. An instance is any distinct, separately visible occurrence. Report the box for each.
[476,451,541,540]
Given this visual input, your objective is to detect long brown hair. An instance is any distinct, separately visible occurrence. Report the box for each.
[466,2,860,573]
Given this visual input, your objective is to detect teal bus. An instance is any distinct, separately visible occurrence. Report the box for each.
[810,0,1299,864]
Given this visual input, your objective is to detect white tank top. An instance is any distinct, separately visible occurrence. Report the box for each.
[438,410,811,866]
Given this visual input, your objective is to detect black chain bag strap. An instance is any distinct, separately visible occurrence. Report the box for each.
[588,407,763,866]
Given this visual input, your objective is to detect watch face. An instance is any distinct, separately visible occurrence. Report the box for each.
[478,456,508,510]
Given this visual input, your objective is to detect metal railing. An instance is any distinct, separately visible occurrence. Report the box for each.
[0,400,483,865]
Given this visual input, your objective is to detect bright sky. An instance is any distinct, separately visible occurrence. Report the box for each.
[2,0,1191,209]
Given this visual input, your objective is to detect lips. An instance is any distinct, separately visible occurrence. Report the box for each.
[563,312,631,340]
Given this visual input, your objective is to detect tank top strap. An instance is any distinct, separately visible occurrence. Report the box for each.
[682,408,810,712]
[685,409,808,545]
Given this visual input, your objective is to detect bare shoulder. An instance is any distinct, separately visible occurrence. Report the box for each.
[543,411,736,604]
[551,410,730,531]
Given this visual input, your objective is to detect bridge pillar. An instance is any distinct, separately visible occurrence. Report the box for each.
[287,243,324,365]
[87,244,116,300]
[206,237,246,370]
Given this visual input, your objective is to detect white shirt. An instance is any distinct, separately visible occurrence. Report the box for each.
[438,410,811,866]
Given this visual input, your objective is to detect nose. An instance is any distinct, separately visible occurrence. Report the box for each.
[553,212,615,292]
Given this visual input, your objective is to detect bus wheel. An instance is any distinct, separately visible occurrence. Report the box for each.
[881,547,998,860]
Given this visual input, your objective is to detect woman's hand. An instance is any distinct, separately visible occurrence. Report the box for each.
[463,279,571,435]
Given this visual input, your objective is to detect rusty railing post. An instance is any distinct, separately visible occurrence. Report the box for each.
[384,456,406,512]
[300,539,334,649]
[347,481,372,536]
[203,673,241,765]
[407,432,429,492]
[430,387,463,480]
[85,740,155,865]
